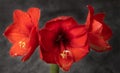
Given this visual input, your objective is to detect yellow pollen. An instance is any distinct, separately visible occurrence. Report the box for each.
[60,53,66,59]
[19,41,26,48]
[60,50,70,59]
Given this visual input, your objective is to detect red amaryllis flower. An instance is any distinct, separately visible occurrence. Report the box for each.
[39,16,89,71]
[85,5,112,52]
[4,8,40,61]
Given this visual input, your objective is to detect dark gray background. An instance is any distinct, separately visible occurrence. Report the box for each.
[0,0,120,73]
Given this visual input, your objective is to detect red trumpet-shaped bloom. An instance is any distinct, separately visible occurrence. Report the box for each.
[4,8,40,61]
[85,5,112,52]
[39,16,89,71]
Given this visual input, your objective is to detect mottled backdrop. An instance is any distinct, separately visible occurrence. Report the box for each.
[0,0,120,73]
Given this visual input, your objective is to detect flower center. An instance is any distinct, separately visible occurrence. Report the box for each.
[54,30,70,47]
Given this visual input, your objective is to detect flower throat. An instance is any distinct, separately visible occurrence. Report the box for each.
[54,30,70,47]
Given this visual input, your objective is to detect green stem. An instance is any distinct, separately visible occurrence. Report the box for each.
[50,64,59,73]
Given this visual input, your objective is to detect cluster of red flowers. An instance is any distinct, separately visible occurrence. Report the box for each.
[4,5,112,71]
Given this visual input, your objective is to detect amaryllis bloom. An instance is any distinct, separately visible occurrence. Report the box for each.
[85,5,112,52]
[4,8,40,61]
[39,16,89,71]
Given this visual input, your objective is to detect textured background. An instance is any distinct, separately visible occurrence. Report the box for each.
[0,0,120,73]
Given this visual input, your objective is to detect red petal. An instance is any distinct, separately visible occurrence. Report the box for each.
[94,13,112,40]
[27,8,40,27]
[39,29,59,63]
[39,48,43,59]
[70,45,89,62]
[13,9,33,30]
[47,16,71,23]
[22,27,39,61]
[94,17,112,40]
[70,35,88,48]
[45,20,61,33]
[69,25,88,47]
[90,19,103,34]
[61,16,78,30]
[40,29,57,51]
[101,23,112,41]
[45,16,78,31]
[40,47,59,63]
[94,13,105,21]
[9,38,29,56]
[89,33,111,52]
[85,5,94,30]
[4,24,29,44]
[13,9,31,25]
[93,13,112,40]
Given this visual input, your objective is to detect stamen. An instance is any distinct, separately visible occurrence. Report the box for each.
[60,50,71,59]
[57,50,74,71]
[19,41,26,48]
